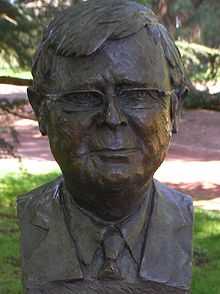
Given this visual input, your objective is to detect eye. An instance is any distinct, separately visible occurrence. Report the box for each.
[59,91,104,111]
[119,90,158,109]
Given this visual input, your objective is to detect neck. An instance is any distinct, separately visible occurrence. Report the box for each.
[63,177,153,222]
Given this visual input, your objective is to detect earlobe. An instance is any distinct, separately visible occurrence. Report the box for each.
[170,92,178,134]
[27,87,41,120]
[171,86,189,134]
[38,119,47,136]
[172,117,178,134]
[27,86,47,136]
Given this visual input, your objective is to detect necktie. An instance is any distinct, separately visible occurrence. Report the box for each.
[98,229,125,280]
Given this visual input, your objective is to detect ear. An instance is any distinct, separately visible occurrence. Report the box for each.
[170,86,188,134]
[27,87,47,136]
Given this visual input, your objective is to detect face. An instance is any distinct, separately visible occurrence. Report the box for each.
[38,31,173,194]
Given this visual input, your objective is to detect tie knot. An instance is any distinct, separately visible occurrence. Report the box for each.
[97,230,125,280]
[103,231,125,260]
[97,227,126,280]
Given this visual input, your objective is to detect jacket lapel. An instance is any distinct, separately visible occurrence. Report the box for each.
[139,180,193,290]
[26,178,83,287]
[21,177,192,288]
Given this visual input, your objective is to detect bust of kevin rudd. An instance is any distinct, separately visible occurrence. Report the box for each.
[17,0,193,293]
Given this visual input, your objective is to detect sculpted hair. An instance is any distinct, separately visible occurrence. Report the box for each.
[32,0,186,95]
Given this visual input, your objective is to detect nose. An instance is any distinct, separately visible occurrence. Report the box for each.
[98,99,128,129]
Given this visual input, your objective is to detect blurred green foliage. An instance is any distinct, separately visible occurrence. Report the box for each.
[0,0,219,157]
[0,0,42,67]
[1,0,220,70]
[176,41,220,82]
[0,67,32,79]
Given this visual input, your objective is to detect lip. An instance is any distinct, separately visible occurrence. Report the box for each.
[92,148,139,160]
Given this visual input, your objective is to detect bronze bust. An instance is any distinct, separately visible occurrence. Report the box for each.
[17,0,193,293]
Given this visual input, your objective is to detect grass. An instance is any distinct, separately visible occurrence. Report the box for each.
[192,209,220,293]
[0,170,60,294]
[0,170,220,293]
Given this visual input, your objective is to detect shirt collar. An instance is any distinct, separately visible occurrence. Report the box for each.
[61,181,153,265]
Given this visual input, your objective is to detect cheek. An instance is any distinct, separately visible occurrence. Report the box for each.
[126,107,172,157]
[45,106,100,161]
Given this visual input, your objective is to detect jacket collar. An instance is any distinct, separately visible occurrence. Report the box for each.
[28,177,83,286]
[139,179,192,290]
[29,177,191,289]
[61,182,153,265]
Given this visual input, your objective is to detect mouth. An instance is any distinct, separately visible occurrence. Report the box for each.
[91,148,140,161]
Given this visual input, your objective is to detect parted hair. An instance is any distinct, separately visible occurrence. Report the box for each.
[31,0,186,100]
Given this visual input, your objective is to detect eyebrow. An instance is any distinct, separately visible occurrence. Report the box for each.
[68,74,153,90]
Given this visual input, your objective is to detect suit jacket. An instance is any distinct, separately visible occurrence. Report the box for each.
[17,177,193,292]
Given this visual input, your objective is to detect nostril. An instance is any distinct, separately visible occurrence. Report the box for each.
[97,100,128,129]
[105,107,127,129]
[96,103,128,129]
[121,120,128,127]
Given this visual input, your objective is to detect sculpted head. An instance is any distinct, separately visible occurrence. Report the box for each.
[28,0,188,220]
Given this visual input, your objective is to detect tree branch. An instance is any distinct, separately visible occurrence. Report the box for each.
[0,76,32,86]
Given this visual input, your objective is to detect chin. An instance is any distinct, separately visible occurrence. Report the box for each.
[100,170,135,191]
[62,153,155,192]
[86,158,147,192]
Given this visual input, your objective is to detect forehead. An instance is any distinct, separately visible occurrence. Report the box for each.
[47,29,171,92]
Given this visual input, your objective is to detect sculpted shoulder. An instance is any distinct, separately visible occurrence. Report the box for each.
[16,176,83,287]
[139,179,194,290]
[153,179,194,222]
[16,176,63,218]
